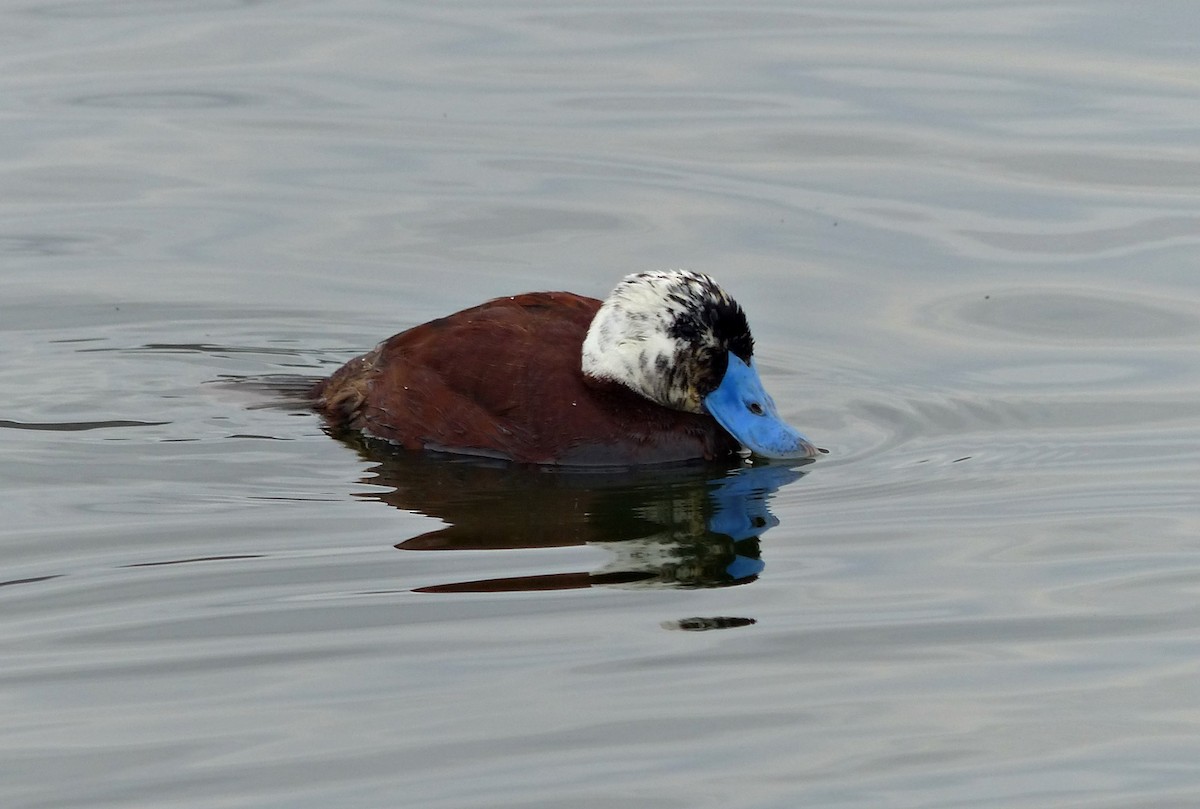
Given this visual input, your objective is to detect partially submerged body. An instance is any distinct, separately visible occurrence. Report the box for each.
[313,271,817,466]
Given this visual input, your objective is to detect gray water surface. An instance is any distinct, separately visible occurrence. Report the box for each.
[3,2,1200,807]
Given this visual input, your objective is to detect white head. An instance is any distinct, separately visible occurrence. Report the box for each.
[581,270,818,459]
[581,270,753,412]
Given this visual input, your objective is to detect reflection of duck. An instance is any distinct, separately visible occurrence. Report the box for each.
[313,271,818,465]
[338,438,806,591]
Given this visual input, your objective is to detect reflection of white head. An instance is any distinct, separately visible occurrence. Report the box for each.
[582,270,754,413]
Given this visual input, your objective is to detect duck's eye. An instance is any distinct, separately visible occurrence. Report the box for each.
[748,402,764,416]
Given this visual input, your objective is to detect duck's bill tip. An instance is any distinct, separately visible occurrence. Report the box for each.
[788,437,824,460]
[744,432,822,460]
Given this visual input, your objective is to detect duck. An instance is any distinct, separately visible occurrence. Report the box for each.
[312,269,818,466]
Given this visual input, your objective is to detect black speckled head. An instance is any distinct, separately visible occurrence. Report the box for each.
[581,270,755,412]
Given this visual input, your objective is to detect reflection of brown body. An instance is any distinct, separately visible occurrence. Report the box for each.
[312,292,741,465]
[377,451,707,552]
[338,443,774,593]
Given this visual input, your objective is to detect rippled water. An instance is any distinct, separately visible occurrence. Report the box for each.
[4,2,1200,807]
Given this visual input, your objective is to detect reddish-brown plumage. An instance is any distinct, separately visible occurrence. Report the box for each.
[312,291,743,465]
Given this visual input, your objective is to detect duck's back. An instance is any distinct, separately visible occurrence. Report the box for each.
[313,291,741,465]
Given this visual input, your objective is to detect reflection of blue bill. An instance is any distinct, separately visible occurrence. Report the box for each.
[707,463,805,540]
[725,552,766,581]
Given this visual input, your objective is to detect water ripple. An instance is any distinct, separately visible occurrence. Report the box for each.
[907,285,1200,350]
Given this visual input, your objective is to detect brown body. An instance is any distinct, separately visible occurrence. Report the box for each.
[312,291,743,465]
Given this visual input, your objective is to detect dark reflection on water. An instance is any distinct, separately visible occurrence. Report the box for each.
[332,434,807,595]
[67,91,260,109]
[0,418,170,431]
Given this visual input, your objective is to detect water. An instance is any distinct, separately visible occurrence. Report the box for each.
[3,1,1200,807]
